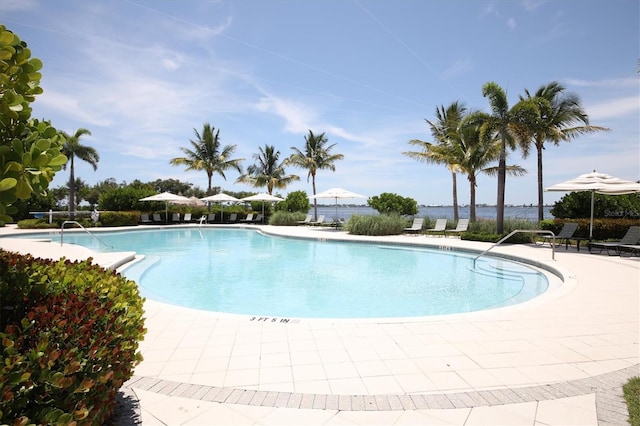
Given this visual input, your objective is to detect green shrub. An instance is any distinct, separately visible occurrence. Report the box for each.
[269,211,307,226]
[368,193,418,216]
[275,190,310,213]
[624,376,640,426]
[539,218,640,241]
[0,251,146,425]
[345,214,406,236]
[16,218,57,229]
[99,211,140,227]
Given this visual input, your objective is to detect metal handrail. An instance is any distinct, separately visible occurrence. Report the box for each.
[473,229,556,268]
[61,221,111,249]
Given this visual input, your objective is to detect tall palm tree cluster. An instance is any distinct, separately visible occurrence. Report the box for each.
[404,81,608,233]
[170,126,343,220]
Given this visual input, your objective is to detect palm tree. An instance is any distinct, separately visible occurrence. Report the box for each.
[404,101,467,222]
[236,145,299,194]
[170,123,244,195]
[454,120,526,221]
[517,82,610,221]
[287,130,344,220]
[61,128,98,219]
[477,82,536,234]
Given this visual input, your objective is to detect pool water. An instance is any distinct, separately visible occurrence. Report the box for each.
[34,228,549,319]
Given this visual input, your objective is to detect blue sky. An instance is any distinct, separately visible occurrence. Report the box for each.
[3,0,638,205]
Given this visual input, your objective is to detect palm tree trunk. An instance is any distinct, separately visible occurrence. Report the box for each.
[537,146,544,222]
[451,171,459,222]
[207,173,213,195]
[312,174,318,220]
[496,146,506,234]
[69,156,76,220]
[469,175,477,222]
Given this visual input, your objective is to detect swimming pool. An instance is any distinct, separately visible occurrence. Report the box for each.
[33,228,549,319]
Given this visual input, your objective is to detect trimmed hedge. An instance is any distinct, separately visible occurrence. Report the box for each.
[539,218,640,241]
[0,251,146,425]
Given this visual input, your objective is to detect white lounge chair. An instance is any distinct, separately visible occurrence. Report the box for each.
[425,218,447,236]
[444,218,469,237]
[404,218,424,234]
[309,215,325,226]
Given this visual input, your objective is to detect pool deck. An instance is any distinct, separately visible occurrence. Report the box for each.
[0,224,638,425]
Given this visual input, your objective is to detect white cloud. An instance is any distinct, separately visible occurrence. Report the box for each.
[507,18,517,30]
[585,96,640,120]
[564,77,639,88]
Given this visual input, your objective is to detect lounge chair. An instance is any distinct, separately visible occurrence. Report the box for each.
[226,213,238,223]
[425,218,447,236]
[183,213,192,223]
[251,214,264,224]
[589,226,640,255]
[539,222,579,249]
[152,213,163,223]
[140,213,153,224]
[309,215,326,226]
[617,245,640,257]
[206,213,216,223]
[404,218,424,234]
[171,213,181,223]
[444,218,469,237]
[296,214,313,225]
[239,213,254,223]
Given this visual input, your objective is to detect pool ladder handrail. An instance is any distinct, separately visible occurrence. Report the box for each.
[61,220,112,249]
[473,229,556,268]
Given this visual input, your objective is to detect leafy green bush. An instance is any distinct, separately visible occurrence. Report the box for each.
[624,376,640,426]
[269,211,307,226]
[275,190,310,213]
[0,251,146,424]
[539,218,640,241]
[368,193,418,216]
[551,192,640,220]
[98,211,140,227]
[98,186,156,211]
[345,214,406,235]
[16,218,57,229]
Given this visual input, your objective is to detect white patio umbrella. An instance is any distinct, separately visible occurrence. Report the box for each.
[545,170,640,238]
[139,191,191,224]
[240,193,284,223]
[311,187,367,222]
[200,193,240,223]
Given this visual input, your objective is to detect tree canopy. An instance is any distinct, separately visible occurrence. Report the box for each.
[0,25,67,222]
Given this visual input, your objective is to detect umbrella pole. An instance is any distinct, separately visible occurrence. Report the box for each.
[165,201,168,224]
[589,190,594,239]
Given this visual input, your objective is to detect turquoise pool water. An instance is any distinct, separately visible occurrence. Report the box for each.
[27,228,548,318]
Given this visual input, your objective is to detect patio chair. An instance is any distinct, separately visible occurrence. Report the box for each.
[206,213,216,223]
[588,226,640,255]
[152,213,163,223]
[617,244,640,257]
[425,218,447,237]
[538,222,579,249]
[239,213,254,223]
[183,213,192,223]
[309,215,325,226]
[251,214,264,224]
[404,218,424,235]
[140,213,153,224]
[171,213,181,223]
[226,213,238,223]
[296,214,313,225]
[444,218,469,237]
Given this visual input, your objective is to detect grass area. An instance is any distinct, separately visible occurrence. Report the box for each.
[624,377,640,426]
